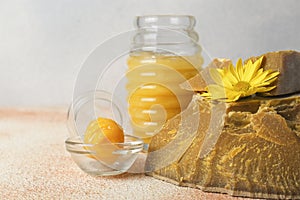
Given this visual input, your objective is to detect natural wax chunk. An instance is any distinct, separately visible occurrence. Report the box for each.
[147,94,300,199]
[248,50,300,96]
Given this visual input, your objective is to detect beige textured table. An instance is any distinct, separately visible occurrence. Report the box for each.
[0,108,254,199]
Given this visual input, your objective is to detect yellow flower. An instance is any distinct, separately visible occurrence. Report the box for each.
[201,56,280,102]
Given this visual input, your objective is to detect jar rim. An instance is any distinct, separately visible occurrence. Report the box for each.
[136,14,195,18]
[135,15,196,30]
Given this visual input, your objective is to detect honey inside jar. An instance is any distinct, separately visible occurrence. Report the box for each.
[126,52,202,143]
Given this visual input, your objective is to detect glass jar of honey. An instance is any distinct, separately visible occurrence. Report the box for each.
[126,15,203,144]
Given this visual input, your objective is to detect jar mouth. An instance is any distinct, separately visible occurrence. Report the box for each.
[135,15,196,30]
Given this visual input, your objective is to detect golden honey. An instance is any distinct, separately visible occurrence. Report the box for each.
[127,52,202,143]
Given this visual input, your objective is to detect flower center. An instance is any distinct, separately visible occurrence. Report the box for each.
[233,81,250,92]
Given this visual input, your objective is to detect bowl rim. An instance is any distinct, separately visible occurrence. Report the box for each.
[65,134,144,153]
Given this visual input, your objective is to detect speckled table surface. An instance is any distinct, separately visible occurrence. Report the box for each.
[0,107,252,200]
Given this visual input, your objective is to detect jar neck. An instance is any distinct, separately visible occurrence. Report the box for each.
[131,15,200,56]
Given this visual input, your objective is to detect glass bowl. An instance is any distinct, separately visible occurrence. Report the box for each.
[66,90,144,176]
[65,135,143,176]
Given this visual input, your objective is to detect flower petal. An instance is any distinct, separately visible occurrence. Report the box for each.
[230,62,240,81]
[254,82,272,87]
[224,64,239,84]
[263,71,280,82]
[226,92,241,102]
[252,56,264,74]
[222,77,234,90]
[206,84,226,99]
[249,70,269,85]
[244,57,261,82]
[236,58,243,80]
[256,85,277,93]
[209,68,224,86]
[200,92,212,98]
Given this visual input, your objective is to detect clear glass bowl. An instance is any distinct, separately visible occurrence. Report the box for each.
[66,90,144,176]
[65,135,143,176]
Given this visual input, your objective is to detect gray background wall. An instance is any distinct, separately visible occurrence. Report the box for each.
[1,0,299,106]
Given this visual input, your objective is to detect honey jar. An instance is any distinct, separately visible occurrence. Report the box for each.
[126,15,203,143]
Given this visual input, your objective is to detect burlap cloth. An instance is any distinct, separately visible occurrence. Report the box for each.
[0,107,252,199]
